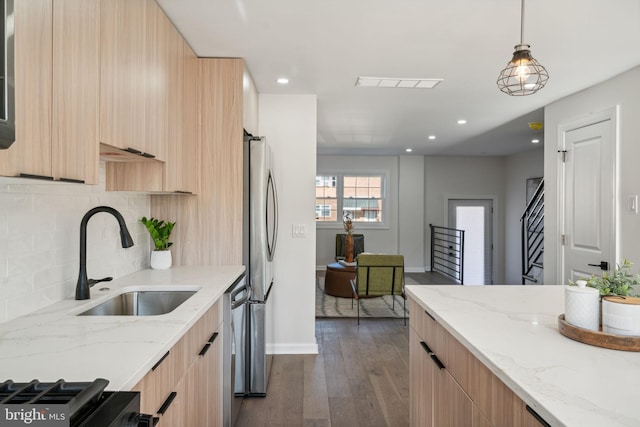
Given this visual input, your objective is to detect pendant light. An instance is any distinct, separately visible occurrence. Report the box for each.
[497,0,548,96]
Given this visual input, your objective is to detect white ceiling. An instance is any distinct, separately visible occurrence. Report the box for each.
[157,0,640,156]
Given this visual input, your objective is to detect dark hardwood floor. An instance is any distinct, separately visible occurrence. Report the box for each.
[235,318,410,427]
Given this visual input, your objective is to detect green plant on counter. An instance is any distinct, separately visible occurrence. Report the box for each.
[140,217,175,251]
[570,259,640,297]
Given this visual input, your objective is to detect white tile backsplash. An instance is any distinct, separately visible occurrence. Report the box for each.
[0,162,151,322]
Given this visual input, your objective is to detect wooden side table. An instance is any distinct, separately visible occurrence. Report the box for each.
[324,262,356,298]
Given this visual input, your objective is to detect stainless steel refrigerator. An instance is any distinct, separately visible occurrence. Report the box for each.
[237,134,278,398]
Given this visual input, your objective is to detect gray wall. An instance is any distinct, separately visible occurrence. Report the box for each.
[504,148,544,284]
[424,156,506,284]
[544,65,640,285]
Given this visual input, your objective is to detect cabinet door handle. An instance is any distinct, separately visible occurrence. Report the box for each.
[424,310,435,321]
[199,343,211,357]
[430,354,446,370]
[420,341,433,354]
[156,392,177,415]
[525,405,551,427]
[151,351,170,371]
[124,147,142,155]
[58,177,85,184]
[208,332,219,343]
[141,152,156,159]
[18,173,54,181]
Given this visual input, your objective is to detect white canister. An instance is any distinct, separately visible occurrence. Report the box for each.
[565,280,600,331]
[602,296,640,336]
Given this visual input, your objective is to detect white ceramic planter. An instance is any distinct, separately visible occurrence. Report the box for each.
[150,250,172,270]
[602,296,640,336]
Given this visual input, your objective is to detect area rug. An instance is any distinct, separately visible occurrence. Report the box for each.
[315,273,409,318]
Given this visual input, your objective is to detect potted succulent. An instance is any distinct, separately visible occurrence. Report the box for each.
[140,216,176,270]
[577,259,640,297]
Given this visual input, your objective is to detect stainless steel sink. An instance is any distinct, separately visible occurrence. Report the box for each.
[78,290,197,316]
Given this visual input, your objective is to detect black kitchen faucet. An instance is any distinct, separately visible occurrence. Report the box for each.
[75,206,134,300]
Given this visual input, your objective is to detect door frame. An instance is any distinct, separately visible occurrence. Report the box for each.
[444,194,499,284]
[557,106,619,285]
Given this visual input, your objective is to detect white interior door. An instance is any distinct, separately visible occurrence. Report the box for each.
[561,117,615,284]
[448,199,493,285]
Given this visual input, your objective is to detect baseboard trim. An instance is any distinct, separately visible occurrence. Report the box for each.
[266,342,319,355]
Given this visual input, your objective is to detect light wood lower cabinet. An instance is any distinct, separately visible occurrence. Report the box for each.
[133,299,223,426]
[409,298,549,427]
[410,327,472,427]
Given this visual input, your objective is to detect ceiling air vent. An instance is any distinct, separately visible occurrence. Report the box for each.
[355,77,443,89]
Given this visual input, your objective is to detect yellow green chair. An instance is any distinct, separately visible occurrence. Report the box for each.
[349,254,406,325]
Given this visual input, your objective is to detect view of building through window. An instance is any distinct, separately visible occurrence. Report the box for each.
[316,174,384,223]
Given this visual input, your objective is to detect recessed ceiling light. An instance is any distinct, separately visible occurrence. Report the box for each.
[276,77,289,85]
[532,139,540,144]
[428,135,436,140]
[405,148,413,153]
[457,119,467,125]
[355,76,443,89]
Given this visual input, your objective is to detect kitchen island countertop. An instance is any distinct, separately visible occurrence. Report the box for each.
[405,284,640,427]
[0,265,245,390]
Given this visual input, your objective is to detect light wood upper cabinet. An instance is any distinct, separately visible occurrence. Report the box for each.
[164,37,200,194]
[0,0,52,178]
[52,0,100,184]
[0,0,100,184]
[99,0,146,156]
[100,0,168,161]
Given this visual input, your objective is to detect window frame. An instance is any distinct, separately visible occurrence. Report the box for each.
[315,170,389,230]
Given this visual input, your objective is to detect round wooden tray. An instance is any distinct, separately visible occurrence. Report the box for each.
[558,314,640,352]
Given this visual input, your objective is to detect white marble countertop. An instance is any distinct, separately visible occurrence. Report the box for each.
[0,265,245,391]
[405,285,640,427]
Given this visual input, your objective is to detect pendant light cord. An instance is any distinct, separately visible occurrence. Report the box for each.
[520,0,526,45]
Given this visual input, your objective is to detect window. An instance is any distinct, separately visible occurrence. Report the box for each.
[315,204,332,218]
[316,173,386,226]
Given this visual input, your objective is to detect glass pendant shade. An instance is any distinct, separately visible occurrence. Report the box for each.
[497,44,549,95]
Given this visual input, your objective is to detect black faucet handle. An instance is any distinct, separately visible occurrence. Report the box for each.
[87,277,113,287]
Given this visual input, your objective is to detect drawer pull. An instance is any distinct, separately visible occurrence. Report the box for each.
[199,343,211,357]
[420,341,433,354]
[141,152,156,159]
[124,147,142,154]
[157,391,177,415]
[208,332,219,343]
[424,310,435,321]
[151,351,170,371]
[525,405,551,427]
[430,354,446,370]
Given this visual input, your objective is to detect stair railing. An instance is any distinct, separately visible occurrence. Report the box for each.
[521,179,544,284]
[430,224,464,284]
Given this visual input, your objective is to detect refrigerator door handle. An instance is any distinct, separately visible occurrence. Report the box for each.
[231,283,251,309]
[266,169,278,261]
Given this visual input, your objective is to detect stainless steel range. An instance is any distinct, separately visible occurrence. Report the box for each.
[0,379,153,427]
